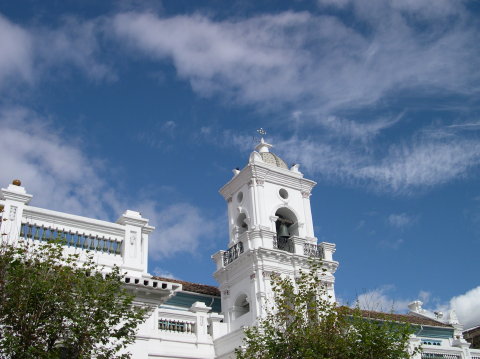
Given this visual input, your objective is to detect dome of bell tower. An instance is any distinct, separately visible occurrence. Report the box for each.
[254,138,288,169]
[259,152,288,169]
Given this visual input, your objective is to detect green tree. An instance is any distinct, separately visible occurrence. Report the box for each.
[236,261,420,359]
[0,234,148,359]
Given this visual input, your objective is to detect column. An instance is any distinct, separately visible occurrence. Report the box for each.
[0,180,33,241]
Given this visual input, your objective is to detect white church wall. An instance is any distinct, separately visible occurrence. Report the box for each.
[128,303,218,359]
[0,181,153,277]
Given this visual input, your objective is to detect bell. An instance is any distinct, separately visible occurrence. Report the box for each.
[277,222,290,238]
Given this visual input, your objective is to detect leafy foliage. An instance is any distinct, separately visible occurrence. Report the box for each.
[0,235,148,359]
[236,260,419,359]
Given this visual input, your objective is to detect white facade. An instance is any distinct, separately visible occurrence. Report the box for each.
[211,138,338,358]
[1,139,479,359]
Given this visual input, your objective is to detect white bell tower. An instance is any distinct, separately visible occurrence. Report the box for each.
[212,138,339,333]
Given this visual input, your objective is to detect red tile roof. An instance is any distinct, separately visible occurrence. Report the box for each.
[153,276,220,296]
[353,308,452,328]
[149,279,451,328]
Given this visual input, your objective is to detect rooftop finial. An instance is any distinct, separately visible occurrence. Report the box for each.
[253,128,272,153]
[255,137,272,153]
[257,128,267,136]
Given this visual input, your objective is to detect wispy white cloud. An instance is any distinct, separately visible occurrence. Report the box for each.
[447,122,480,131]
[388,213,416,228]
[355,219,366,230]
[108,5,480,195]
[112,11,313,107]
[111,6,479,112]
[0,106,116,218]
[140,201,217,259]
[379,238,404,250]
[0,14,112,92]
[357,284,480,330]
[278,128,480,194]
[418,290,431,304]
[355,137,480,192]
[0,14,33,85]
[316,115,401,142]
[448,286,480,329]
[136,120,178,149]
[196,127,254,154]
[317,0,350,9]
[0,106,216,259]
[432,286,480,329]
[2,6,479,196]
[319,0,465,20]
[34,17,113,82]
[152,266,177,279]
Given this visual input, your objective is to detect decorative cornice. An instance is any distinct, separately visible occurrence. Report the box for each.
[301,190,311,198]
[219,162,316,200]
[1,186,32,204]
[320,242,336,253]
[116,210,150,228]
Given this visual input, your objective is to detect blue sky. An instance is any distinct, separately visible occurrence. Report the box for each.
[0,0,479,327]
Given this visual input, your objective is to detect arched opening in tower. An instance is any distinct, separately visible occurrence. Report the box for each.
[236,213,248,235]
[274,208,297,253]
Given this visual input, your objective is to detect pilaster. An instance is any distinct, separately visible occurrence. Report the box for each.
[116,210,154,275]
[0,181,33,241]
[190,302,212,342]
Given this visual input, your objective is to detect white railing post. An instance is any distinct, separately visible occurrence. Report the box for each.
[319,242,336,261]
[0,181,32,242]
[116,210,154,276]
[190,301,211,342]
[212,250,226,269]
[208,312,226,339]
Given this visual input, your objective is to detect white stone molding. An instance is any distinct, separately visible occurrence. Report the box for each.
[249,150,263,164]
[1,184,33,204]
[301,190,311,198]
[9,206,17,221]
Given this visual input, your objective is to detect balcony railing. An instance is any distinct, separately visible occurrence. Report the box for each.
[303,243,324,259]
[273,235,295,253]
[20,223,122,255]
[223,241,244,266]
[421,354,460,359]
[158,319,195,333]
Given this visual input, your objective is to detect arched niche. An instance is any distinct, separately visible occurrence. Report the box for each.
[234,293,250,318]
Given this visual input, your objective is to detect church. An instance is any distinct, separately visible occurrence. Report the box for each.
[1,138,479,359]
